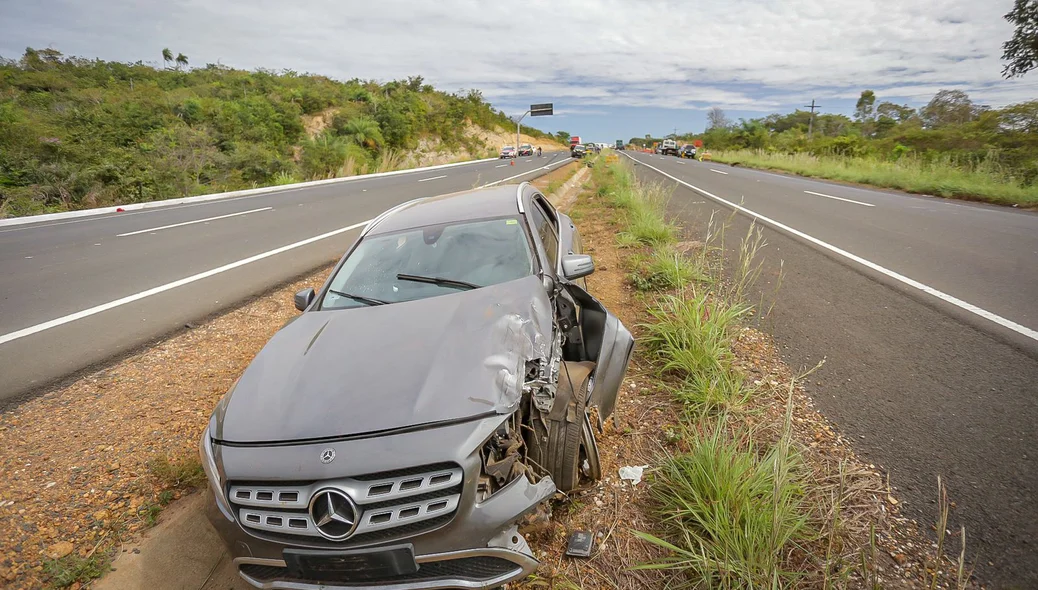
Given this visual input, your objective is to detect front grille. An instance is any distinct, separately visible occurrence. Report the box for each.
[228,463,463,545]
[240,556,522,585]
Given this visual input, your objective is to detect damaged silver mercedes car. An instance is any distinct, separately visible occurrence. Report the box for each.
[200,182,634,589]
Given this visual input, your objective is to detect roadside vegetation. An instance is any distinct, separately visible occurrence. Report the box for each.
[590,158,973,588]
[0,47,556,217]
[632,90,1038,207]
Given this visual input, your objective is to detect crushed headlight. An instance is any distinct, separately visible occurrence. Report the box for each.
[199,424,232,517]
[477,413,530,503]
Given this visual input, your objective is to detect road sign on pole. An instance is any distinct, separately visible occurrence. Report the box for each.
[516,103,553,156]
[530,103,553,117]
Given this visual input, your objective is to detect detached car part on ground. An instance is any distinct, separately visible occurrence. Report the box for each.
[201,183,634,589]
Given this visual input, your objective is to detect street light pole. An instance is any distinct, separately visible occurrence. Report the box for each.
[516,110,530,155]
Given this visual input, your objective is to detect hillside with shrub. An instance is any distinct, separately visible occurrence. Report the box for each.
[0,48,559,217]
[633,90,1038,206]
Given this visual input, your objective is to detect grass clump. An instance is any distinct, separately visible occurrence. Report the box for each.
[148,453,205,490]
[635,419,810,589]
[44,553,110,588]
[641,292,751,379]
[632,247,706,291]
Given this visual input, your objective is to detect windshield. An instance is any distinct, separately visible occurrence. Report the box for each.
[320,217,534,310]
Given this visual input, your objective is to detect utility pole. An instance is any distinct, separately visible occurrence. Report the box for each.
[805,99,821,138]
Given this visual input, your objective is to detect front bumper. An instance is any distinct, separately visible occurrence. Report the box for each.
[204,415,555,589]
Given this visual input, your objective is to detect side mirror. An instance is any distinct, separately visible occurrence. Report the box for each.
[294,288,315,312]
[561,254,595,281]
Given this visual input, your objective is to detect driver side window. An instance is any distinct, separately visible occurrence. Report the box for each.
[527,200,559,271]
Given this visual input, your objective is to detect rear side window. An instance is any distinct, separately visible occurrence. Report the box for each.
[527,203,559,270]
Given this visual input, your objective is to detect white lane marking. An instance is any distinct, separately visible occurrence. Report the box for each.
[495,164,509,168]
[804,190,875,207]
[0,220,372,347]
[623,153,1038,343]
[482,157,573,187]
[417,175,448,183]
[116,207,272,237]
[710,169,729,175]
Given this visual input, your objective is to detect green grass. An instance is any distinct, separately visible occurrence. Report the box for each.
[44,553,110,588]
[147,454,205,490]
[641,292,752,380]
[674,369,753,415]
[710,149,1038,207]
[634,420,810,589]
[631,247,707,291]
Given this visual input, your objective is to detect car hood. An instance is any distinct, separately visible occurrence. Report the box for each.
[212,275,553,444]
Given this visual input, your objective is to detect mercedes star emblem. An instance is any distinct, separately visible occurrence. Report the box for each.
[320,448,336,464]
[308,489,359,540]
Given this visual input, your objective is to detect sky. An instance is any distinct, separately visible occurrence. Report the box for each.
[2,0,1035,143]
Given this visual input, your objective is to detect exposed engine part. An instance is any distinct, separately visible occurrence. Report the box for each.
[477,415,527,502]
[524,330,563,413]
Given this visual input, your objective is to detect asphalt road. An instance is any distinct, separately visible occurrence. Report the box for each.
[624,151,1038,588]
[0,153,571,404]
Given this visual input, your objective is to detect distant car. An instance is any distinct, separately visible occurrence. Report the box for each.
[571,145,587,158]
[680,145,697,158]
[518,144,534,156]
[500,146,517,159]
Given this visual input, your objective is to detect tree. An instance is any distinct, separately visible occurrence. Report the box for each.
[554,131,570,143]
[854,90,876,122]
[339,116,384,150]
[1001,0,1038,78]
[707,107,729,130]
[162,48,173,69]
[921,90,978,128]
[876,102,917,123]
[175,53,189,70]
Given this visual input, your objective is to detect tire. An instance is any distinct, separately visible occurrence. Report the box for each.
[527,362,598,492]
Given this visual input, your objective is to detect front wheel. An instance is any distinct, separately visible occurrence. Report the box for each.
[526,362,598,492]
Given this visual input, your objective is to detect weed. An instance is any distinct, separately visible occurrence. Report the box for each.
[641,292,752,379]
[158,489,176,505]
[44,553,109,588]
[674,368,752,414]
[271,171,298,186]
[635,416,809,588]
[632,247,706,291]
[139,502,163,527]
[148,454,205,490]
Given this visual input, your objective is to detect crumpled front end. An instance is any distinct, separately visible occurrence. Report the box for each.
[201,412,556,589]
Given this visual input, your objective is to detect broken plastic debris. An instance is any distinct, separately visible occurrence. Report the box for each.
[618,465,649,486]
[565,530,593,558]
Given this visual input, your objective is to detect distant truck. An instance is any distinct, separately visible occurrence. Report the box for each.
[660,139,679,156]
[570,135,582,148]
[615,140,625,150]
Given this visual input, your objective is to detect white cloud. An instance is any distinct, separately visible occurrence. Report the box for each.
[0,0,1027,114]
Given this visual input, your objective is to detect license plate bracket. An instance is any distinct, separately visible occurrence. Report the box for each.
[283,544,418,582]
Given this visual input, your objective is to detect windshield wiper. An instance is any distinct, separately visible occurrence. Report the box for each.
[328,290,389,306]
[396,274,480,291]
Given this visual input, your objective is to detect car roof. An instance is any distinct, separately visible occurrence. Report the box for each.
[366,185,522,236]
